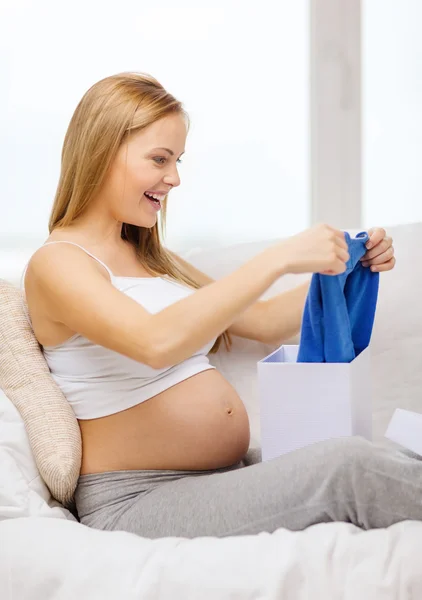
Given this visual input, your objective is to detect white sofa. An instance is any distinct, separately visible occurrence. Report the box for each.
[1,222,422,599]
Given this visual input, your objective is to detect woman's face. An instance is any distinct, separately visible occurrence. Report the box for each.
[101,113,187,228]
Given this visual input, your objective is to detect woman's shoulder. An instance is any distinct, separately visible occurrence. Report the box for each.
[25,236,112,312]
[28,229,79,266]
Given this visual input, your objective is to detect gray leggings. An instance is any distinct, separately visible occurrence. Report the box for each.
[74,436,422,539]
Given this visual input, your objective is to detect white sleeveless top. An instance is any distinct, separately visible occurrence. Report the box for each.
[23,241,217,420]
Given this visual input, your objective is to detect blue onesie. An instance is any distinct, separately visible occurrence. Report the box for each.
[297,231,380,363]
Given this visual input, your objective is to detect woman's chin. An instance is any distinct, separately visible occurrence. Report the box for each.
[125,213,158,229]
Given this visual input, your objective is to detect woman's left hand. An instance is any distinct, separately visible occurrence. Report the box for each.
[360,227,396,272]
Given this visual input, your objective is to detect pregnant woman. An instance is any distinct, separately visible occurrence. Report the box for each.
[24,71,418,541]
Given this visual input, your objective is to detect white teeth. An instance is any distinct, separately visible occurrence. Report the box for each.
[146,192,165,201]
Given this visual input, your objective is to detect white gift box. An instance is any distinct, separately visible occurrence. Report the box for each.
[257,345,373,461]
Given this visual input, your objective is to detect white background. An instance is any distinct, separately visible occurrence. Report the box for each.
[363,0,422,227]
[0,0,309,256]
[1,0,421,267]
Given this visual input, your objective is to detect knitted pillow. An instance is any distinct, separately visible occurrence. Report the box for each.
[0,279,81,506]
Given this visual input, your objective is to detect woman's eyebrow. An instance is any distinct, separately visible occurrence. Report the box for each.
[151,147,185,157]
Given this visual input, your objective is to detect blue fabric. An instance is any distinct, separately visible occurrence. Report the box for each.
[297,231,380,363]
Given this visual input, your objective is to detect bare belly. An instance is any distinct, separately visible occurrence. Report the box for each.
[78,369,251,475]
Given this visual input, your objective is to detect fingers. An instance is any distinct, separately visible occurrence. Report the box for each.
[366,227,386,250]
[327,254,395,275]
[319,225,395,274]
[317,223,347,246]
[337,246,350,263]
[334,232,348,251]
[322,224,347,251]
[363,235,392,261]
[371,256,396,272]
[321,259,347,276]
[322,250,348,276]
[361,245,394,268]
[324,225,348,271]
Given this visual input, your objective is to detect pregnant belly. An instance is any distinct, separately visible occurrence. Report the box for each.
[79,369,251,475]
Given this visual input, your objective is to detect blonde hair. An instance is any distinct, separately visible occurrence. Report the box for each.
[49,71,232,354]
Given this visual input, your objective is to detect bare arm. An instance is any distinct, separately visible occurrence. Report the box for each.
[153,249,285,367]
[259,280,311,345]
[151,223,349,367]
[27,245,164,368]
[29,224,348,370]
[168,250,269,343]
[168,251,310,346]
[28,242,285,370]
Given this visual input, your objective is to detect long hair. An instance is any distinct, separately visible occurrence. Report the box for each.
[48,71,232,354]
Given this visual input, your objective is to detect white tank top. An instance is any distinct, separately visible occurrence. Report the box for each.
[22,241,217,420]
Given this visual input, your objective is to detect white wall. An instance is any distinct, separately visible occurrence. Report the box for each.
[0,0,309,262]
[363,0,422,227]
[3,0,422,283]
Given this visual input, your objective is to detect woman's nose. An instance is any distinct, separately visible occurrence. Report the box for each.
[163,165,181,188]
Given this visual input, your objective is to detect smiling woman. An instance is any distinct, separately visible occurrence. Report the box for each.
[90,112,187,229]
[24,71,249,479]
[20,70,400,543]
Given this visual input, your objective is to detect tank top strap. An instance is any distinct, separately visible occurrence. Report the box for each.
[19,241,113,332]
[41,241,114,279]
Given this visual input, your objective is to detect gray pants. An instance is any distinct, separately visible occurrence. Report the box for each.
[74,436,422,539]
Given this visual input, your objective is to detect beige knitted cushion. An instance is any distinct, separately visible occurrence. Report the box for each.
[0,279,81,506]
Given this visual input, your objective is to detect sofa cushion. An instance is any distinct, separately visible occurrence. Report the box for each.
[368,222,422,444]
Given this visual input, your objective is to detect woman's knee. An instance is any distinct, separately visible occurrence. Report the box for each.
[320,435,373,473]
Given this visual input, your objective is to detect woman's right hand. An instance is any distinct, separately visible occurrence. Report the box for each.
[271,223,350,276]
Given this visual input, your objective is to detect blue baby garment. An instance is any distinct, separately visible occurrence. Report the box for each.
[297,231,380,363]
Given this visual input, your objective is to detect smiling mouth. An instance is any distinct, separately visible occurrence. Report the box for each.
[144,193,161,209]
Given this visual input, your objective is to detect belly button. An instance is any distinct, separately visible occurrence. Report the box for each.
[226,408,234,415]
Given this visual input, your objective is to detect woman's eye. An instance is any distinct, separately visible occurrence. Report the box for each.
[153,157,183,165]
